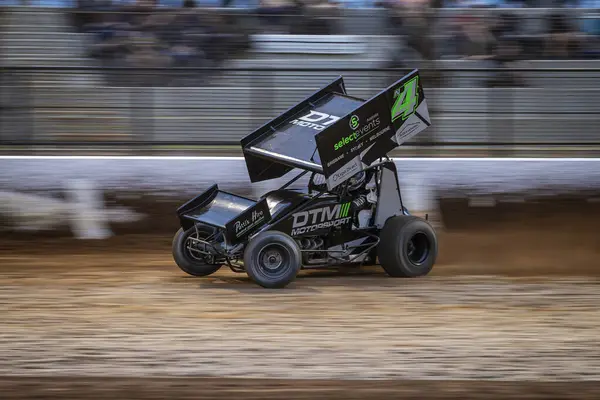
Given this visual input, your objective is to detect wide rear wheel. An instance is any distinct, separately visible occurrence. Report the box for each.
[172,225,223,277]
[377,215,438,277]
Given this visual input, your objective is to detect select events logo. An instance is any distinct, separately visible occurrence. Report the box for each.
[334,113,381,151]
[290,203,352,236]
[349,115,359,130]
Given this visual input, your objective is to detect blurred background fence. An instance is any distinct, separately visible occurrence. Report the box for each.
[1,3,599,155]
[2,66,600,155]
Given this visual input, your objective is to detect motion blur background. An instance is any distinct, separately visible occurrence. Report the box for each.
[1,0,599,152]
[1,1,600,399]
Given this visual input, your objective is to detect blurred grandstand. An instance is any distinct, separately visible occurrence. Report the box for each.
[0,0,599,155]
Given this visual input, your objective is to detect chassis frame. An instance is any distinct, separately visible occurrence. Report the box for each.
[177,156,413,273]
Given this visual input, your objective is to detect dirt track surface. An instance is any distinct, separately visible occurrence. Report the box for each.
[2,235,600,384]
[1,377,600,400]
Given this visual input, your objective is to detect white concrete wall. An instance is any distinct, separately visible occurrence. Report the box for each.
[1,156,599,238]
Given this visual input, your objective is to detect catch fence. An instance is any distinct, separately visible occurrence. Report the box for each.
[1,65,599,155]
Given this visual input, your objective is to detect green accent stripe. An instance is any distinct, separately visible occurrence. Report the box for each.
[343,202,350,217]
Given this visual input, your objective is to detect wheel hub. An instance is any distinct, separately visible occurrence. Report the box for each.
[262,249,283,270]
[406,232,430,265]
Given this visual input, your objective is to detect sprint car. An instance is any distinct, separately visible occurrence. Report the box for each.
[172,69,437,288]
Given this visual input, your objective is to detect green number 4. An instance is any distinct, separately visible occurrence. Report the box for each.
[391,76,419,122]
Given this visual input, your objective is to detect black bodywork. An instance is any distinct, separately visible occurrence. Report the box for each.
[176,70,431,271]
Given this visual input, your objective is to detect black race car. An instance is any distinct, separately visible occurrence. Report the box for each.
[172,70,437,288]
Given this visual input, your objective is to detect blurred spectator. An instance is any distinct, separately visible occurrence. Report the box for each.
[444,12,528,86]
[379,0,444,86]
[238,0,341,34]
[81,0,252,85]
[382,0,437,60]
[544,7,581,58]
[453,15,495,59]
[578,0,600,57]
[255,0,303,33]
[4,0,600,73]
[303,0,342,34]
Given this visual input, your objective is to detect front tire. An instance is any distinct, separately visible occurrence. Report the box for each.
[243,231,302,288]
[377,215,437,277]
[172,226,222,277]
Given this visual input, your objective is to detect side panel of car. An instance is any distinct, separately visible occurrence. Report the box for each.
[265,195,379,265]
[223,198,272,245]
[269,197,352,238]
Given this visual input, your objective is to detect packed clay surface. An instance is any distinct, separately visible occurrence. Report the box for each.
[1,377,600,400]
[1,202,599,398]
[2,234,600,381]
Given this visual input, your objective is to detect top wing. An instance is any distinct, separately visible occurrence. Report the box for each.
[240,70,431,188]
[315,69,431,190]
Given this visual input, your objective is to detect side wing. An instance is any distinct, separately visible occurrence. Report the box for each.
[315,69,431,190]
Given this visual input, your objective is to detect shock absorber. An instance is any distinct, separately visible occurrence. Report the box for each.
[350,195,373,228]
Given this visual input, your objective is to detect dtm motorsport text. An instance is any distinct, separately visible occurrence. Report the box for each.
[171,70,437,288]
[291,203,352,236]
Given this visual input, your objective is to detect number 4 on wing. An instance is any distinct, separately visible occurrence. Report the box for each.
[391,76,419,123]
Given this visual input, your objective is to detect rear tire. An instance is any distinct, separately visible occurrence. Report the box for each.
[377,215,437,277]
[172,226,222,277]
[243,231,302,288]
